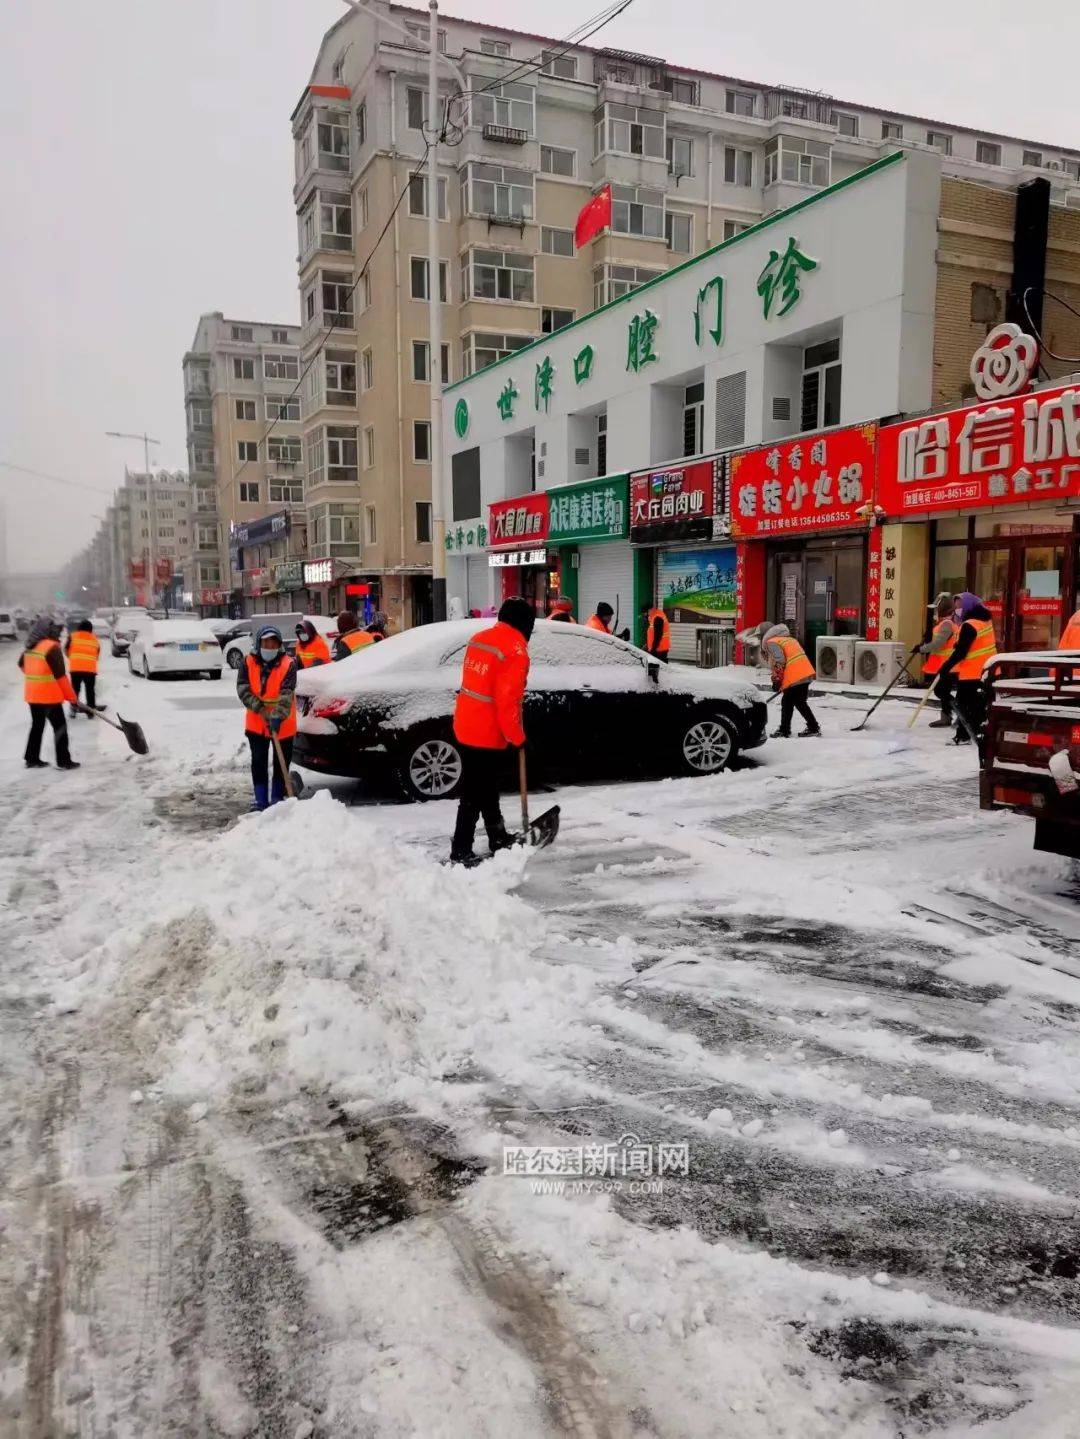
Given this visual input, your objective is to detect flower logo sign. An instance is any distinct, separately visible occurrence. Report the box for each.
[970,322,1038,400]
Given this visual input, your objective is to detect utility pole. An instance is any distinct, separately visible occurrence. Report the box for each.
[106,430,160,606]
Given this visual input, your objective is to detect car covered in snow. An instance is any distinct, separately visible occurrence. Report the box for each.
[109,607,151,656]
[0,610,16,642]
[220,612,337,668]
[294,618,768,800]
[128,617,223,679]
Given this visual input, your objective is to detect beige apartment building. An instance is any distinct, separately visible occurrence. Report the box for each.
[77,469,194,609]
[183,312,303,614]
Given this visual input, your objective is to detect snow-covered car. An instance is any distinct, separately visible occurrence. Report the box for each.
[128,618,223,679]
[294,618,768,800]
[90,609,114,639]
[109,607,150,656]
[222,613,335,668]
[0,610,16,642]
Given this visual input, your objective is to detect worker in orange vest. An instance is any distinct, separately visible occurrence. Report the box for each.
[19,616,80,769]
[585,602,614,634]
[236,625,297,809]
[294,620,330,668]
[917,592,959,729]
[332,609,385,659]
[65,618,103,716]
[449,597,533,866]
[763,623,820,738]
[1060,606,1080,650]
[935,591,997,744]
[549,596,575,623]
[642,603,671,662]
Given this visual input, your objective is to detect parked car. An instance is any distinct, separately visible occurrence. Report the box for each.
[109,608,151,656]
[294,618,768,801]
[128,618,223,679]
[0,610,17,642]
[90,609,114,638]
[221,612,305,670]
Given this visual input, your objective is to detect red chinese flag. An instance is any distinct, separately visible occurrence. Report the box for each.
[574,185,612,249]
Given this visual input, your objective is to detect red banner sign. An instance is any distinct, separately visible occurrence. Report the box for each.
[630,458,720,528]
[730,423,876,538]
[489,492,549,548]
[130,560,146,581]
[199,588,227,605]
[877,384,1080,516]
[865,526,882,642]
[155,557,173,582]
[1020,596,1061,617]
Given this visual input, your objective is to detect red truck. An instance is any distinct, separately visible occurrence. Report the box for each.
[980,651,1080,858]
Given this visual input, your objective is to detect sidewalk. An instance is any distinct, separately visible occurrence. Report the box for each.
[702,661,936,708]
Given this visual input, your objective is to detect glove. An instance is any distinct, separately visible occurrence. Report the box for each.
[267,712,282,735]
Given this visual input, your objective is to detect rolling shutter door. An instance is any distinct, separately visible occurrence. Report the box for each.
[464,556,489,613]
[577,543,634,631]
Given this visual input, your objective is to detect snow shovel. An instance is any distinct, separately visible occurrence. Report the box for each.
[518,748,559,849]
[271,733,296,799]
[851,647,920,731]
[80,704,148,755]
[906,675,940,729]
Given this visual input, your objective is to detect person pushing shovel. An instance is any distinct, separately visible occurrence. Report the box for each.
[237,624,297,810]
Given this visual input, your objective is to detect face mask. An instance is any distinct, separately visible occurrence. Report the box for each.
[259,646,280,662]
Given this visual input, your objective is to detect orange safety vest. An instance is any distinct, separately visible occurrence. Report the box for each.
[243,653,297,738]
[774,635,815,689]
[585,615,611,633]
[67,631,100,674]
[23,640,75,706]
[645,607,671,654]
[1060,609,1080,650]
[922,619,956,677]
[295,634,330,668]
[453,621,529,750]
[339,629,376,653]
[955,618,998,681]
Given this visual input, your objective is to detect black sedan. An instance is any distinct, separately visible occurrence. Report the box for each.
[294,619,767,801]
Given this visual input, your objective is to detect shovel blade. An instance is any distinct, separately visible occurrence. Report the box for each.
[526,804,560,850]
[117,714,149,755]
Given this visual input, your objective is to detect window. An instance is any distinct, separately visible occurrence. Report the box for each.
[927,130,953,155]
[1023,149,1043,168]
[882,120,903,141]
[610,184,664,238]
[407,87,427,131]
[239,481,260,503]
[271,328,289,344]
[299,193,317,256]
[365,505,377,544]
[723,146,753,186]
[657,74,698,105]
[464,162,533,219]
[541,50,577,80]
[412,340,451,383]
[596,412,607,476]
[541,307,574,334]
[231,325,253,342]
[462,248,535,302]
[472,81,535,136]
[269,475,304,505]
[976,141,1001,165]
[541,225,574,257]
[197,525,218,548]
[416,501,432,542]
[410,256,451,302]
[726,89,755,117]
[413,420,432,462]
[407,173,449,218]
[320,192,352,249]
[324,351,356,405]
[683,381,704,457]
[592,262,663,308]
[233,357,254,381]
[355,101,366,146]
[764,136,829,187]
[265,394,301,422]
[297,124,313,177]
[189,401,211,428]
[158,526,175,538]
[317,110,349,169]
[235,399,256,421]
[327,426,358,484]
[361,348,373,391]
[264,352,299,381]
[462,331,531,375]
[363,425,375,469]
[594,103,664,159]
[305,285,316,322]
[267,436,302,464]
[801,338,841,431]
[321,272,353,326]
[404,20,446,50]
[667,135,693,176]
[665,210,692,253]
[540,144,575,177]
[357,187,369,230]
[237,440,258,462]
[723,219,752,240]
[480,37,510,55]
[834,112,858,137]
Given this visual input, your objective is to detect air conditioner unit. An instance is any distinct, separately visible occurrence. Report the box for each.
[855,641,907,687]
[816,634,857,685]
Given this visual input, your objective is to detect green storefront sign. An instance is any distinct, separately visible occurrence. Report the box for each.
[547,474,629,544]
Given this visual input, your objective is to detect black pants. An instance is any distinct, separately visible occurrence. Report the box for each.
[247,732,293,789]
[71,672,96,709]
[954,680,987,740]
[25,704,71,765]
[452,746,507,857]
[779,681,819,735]
[932,669,955,721]
[647,650,670,664]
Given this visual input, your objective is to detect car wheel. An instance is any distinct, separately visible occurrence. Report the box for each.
[127,653,135,675]
[226,648,243,670]
[142,658,153,681]
[678,712,738,775]
[398,728,464,802]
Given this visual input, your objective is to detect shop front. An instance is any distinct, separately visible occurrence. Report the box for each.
[445,517,496,616]
[302,556,355,616]
[487,493,561,614]
[547,473,631,627]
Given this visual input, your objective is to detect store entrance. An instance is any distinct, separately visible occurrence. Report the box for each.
[769,535,866,649]
[970,536,1075,650]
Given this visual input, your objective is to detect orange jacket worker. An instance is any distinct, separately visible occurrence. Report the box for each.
[1060,608,1080,650]
[294,620,330,668]
[585,602,614,634]
[763,623,820,739]
[65,618,102,715]
[236,625,297,810]
[20,617,80,769]
[643,605,671,660]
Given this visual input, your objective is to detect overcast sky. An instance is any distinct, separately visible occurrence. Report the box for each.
[1,0,1077,575]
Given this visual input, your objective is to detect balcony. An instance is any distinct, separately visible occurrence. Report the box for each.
[482,122,529,146]
[764,89,835,126]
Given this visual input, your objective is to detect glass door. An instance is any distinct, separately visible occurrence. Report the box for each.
[1017,543,1067,649]
[971,545,1010,641]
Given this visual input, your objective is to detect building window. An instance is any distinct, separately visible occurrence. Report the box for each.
[407,87,427,131]
[404,20,446,50]
[233,357,254,381]
[834,112,858,137]
[764,136,829,187]
[324,351,356,406]
[658,74,698,105]
[407,173,449,218]
[317,110,349,169]
[462,247,534,302]
[592,262,663,308]
[665,210,692,254]
[239,481,260,503]
[355,101,366,146]
[461,331,531,375]
[269,475,304,504]
[927,130,953,155]
[594,103,665,159]
[480,37,510,55]
[415,501,432,542]
[723,219,752,240]
[540,144,575,177]
[541,50,577,80]
[412,340,450,383]
[540,225,574,257]
[237,440,258,462]
[726,89,756,117]
[264,352,300,381]
[266,394,301,422]
[410,256,450,302]
[596,412,607,475]
[363,425,375,469]
[325,425,358,484]
[413,420,432,462]
[320,192,352,249]
[801,338,841,431]
[321,272,354,327]
[610,184,664,238]
[723,146,753,186]
[235,399,256,421]
[299,193,317,257]
[365,504,377,544]
[473,80,535,135]
[267,435,302,464]
[683,382,704,457]
[231,325,253,342]
[976,141,1001,165]
[1023,149,1043,167]
[667,135,693,177]
[882,120,903,141]
[189,401,212,427]
[357,187,369,229]
[361,348,374,391]
[541,307,574,334]
[360,270,372,311]
[464,162,533,220]
[272,328,290,344]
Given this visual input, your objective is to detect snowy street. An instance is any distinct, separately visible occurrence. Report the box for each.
[3,652,1080,1437]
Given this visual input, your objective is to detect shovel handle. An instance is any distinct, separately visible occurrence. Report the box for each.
[80,704,123,733]
[271,733,295,798]
[518,747,529,833]
[907,675,939,729]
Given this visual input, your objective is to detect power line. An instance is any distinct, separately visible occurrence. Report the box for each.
[0,460,115,500]
[1022,286,1080,367]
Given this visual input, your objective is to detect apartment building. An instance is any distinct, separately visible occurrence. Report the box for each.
[76,469,194,608]
[183,312,303,614]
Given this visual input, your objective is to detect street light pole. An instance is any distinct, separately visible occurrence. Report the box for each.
[106,429,161,605]
[427,0,446,622]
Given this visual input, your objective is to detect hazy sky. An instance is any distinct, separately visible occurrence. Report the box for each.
[2,0,1078,574]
